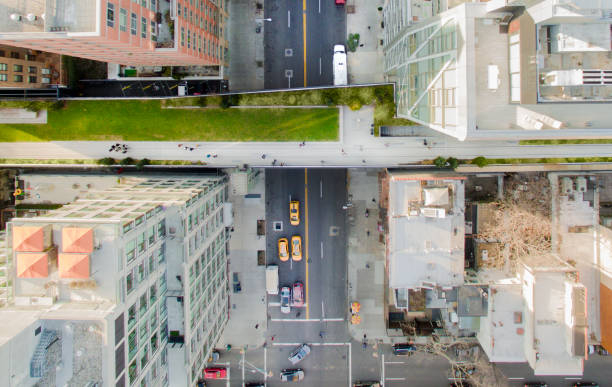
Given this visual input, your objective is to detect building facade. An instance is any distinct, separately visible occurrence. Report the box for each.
[0,0,229,67]
[382,0,612,141]
[0,44,63,88]
[0,175,231,387]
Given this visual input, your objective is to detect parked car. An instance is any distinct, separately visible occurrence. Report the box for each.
[392,343,416,356]
[524,383,548,387]
[290,200,300,225]
[208,350,220,363]
[245,384,265,387]
[288,343,311,365]
[354,383,381,387]
[280,368,305,382]
[573,383,599,387]
[203,367,226,379]
[291,235,302,261]
[280,286,291,314]
[335,0,346,4]
[278,238,289,262]
[292,282,304,307]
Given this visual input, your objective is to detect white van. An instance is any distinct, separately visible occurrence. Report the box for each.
[266,265,279,295]
[333,45,348,86]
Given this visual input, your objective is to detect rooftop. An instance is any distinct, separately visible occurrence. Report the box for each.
[387,173,465,289]
[0,0,97,35]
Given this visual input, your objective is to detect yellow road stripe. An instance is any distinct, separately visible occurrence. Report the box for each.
[304,169,310,319]
[122,84,132,91]
[142,84,152,90]
[303,0,307,87]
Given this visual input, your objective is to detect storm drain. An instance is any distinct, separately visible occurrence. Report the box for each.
[285,48,293,57]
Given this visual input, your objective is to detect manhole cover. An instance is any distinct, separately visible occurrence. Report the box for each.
[273,221,283,231]
[285,69,293,78]
[329,226,339,236]
[285,48,293,57]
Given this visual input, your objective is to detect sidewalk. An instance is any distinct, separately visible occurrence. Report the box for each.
[346,168,389,342]
[217,172,267,350]
[346,0,385,84]
[228,0,265,91]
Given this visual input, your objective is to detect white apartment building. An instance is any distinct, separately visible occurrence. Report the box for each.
[0,175,231,387]
[383,0,612,141]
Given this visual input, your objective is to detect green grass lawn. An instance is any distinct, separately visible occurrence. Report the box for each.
[0,100,339,142]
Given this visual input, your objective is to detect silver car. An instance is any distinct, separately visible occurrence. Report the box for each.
[280,286,291,314]
[288,344,311,365]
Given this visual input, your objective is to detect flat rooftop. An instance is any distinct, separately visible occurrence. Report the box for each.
[387,177,465,289]
[0,0,97,34]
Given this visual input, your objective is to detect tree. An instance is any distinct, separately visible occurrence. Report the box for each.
[136,158,151,170]
[434,156,447,168]
[97,157,116,166]
[120,157,135,166]
[472,156,488,168]
[446,157,459,169]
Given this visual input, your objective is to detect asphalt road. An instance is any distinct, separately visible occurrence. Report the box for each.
[264,168,349,386]
[264,0,346,89]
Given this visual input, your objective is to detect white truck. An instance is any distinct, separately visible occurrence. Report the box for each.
[266,265,279,295]
[333,44,348,86]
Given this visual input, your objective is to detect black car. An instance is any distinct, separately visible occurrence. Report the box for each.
[392,343,416,356]
[524,383,547,387]
[573,383,599,387]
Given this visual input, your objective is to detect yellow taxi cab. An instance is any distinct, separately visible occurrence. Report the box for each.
[291,235,302,261]
[290,201,300,226]
[278,238,289,262]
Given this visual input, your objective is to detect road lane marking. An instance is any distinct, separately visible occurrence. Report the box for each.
[381,354,385,387]
[319,57,322,75]
[320,241,323,259]
[288,10,290,28]
[318,0,321,13]
[241,350,245,385]
[122,84,132,91]
[384,361,405,365]
[320,178,323,198]
[321,301,325,319]
[304,169,310,319]
[348,341,352,387]
[386,378,406,381]
[564,377,582,380]
[508,377,525,380]
[264,346,267,381]
[303,0,307,86]
[142,84,152,90]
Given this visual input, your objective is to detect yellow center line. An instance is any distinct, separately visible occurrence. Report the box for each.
[303,0,307,87]
[304,169,310,319]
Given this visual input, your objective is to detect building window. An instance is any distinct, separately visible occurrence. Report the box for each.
[120,8,127,32]
[126,271,134,294]
[13,75,23,82]
[0,63,6,71]
[28,66,37,74]
[0,74,6,81]
[128,304,137,330]
[181,27,185,46]
[13,64,23,72]
[141,17,147,38]
[141,0,147,7]
[107,2,115,27]
[28,76,37,83]
[187,29,191,48]
[10,52,19,59]
[151,21,156,41]
[131,13,137,35]
[150,0,156,10]
[0,50,4,57]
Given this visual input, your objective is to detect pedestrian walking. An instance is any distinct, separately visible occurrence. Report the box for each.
[271,335,275,341]
[261,154,266,159]
[359,43,364,47]
[189,147,195,151]
[255,324,259,329]
[213,154,218,158]
[206,154,211,158]
[368,26,371,30]
[178,144,183,148]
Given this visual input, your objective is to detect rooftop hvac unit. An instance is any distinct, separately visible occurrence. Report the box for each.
[561,177,573,194]
[576,177,587,193]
